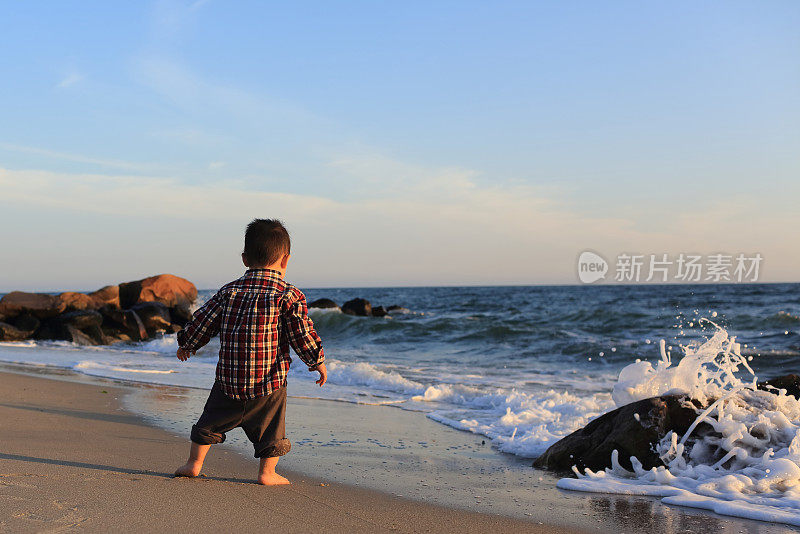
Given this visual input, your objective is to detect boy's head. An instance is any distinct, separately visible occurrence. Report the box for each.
[242,219,291,270]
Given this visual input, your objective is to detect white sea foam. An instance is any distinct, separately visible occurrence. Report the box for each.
[611,323,756,407]
[324,360,425,395]
[559,321,800,526]
[424,386,613,457]
[0,335,617,459]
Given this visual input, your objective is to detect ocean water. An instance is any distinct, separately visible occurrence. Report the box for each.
[1,282,799,524]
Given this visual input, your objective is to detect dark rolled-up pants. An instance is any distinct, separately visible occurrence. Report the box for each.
[190,381,291,458]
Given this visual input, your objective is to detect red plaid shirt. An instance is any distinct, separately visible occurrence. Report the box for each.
[177,269,325,400]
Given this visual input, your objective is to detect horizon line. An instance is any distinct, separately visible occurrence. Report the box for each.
[2,279,798,295]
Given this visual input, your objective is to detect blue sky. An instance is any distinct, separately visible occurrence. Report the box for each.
[1,1,798,290]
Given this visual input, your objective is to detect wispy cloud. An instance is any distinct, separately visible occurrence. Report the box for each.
[189,0,211,10]
[0,167,335,221]
[2,165,795,285]
[149,128,233,148]
[0,143,166,173]
[147,0,205,45]
[56,72,83,89]
[132,56,319,126]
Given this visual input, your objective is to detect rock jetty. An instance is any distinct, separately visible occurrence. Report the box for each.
[0,274,197,345]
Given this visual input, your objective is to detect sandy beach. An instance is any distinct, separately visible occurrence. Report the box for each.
[1,366,794,533]
[0,369,572,533]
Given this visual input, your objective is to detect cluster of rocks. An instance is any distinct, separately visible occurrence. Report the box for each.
[0,274,197,346]
[308,297,407,317]
[533,374,800,472]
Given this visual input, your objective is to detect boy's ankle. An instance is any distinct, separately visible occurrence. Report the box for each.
[175,460,203,477]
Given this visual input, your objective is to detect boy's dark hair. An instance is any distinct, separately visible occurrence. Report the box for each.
[243,219,291,267]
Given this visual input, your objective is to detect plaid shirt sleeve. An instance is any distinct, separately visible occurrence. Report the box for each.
[176,290,224,353]
[283,290,325,368]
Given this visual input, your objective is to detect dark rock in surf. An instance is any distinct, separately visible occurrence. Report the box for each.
[130,302,172,335]
[63,325,99,346]
[10,314,41,337]
[34,311,105,345]
[758,374,800,400]
[169,305,193,328]
[371,306,388,317]
[62,311,105,343]
[386,305,406,313]
[102,332,133,344]
[533,395,706,472]
[59,310,103,330]
[0,321,34,341]
[0,291,65,319]
[100,307,148,341]
[309,298,339,309]
[342,298,372,317]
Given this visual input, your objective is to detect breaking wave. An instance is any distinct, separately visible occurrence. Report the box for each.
[560,321,800,526]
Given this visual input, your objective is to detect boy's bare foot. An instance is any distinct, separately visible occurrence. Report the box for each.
[174,462,202,478]
[257,472,290,485]
[257,455,289,485]
[175,442,210,478]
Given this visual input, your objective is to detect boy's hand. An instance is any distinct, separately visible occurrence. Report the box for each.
[176,347,195,361]
[310,362,327,386]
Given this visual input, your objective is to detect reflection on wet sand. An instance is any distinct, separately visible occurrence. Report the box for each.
[123,373,798,534]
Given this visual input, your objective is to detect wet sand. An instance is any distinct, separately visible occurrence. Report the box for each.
[0,369,578,533]
[0,367,795,533]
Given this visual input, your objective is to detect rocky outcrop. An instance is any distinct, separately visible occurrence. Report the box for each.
[35,310,105,345]
[0,292,65,319]
[12,314,41,337]
[131,302,175,335]
[534,374,800,473]
[119,274,197,309]
[342,298,372,317]
[60,310,104,330]
[0,274,196,345]
[62,311,104,344]
[89,285,120,309]
[758,374,800,399]
[169,305,193,328]
[309,297,408,317]
[0,320,37,341]
[533,395,705,472]
[57,292,99,312]
[101,308,148,342]
[308,298,339,309]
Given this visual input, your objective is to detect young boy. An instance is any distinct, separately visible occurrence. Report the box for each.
[174,219,327,485]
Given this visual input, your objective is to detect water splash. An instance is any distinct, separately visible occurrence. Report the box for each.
[560,321,800,526]
[611,319,757,407]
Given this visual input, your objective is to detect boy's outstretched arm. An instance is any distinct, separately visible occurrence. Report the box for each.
[177,347,193,361]
[284,291,326,386]
[175,291,223,361]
